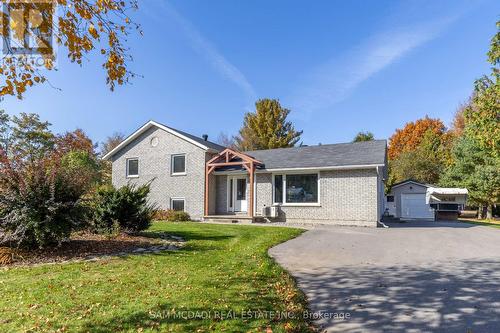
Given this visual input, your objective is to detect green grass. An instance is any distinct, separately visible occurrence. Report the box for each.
[459,218,500,229]
[0,222,314,333]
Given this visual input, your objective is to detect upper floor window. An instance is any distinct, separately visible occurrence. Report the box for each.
[171,154,186,175]
[126,158,139,178]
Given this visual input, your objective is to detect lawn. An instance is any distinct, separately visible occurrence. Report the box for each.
[459,218,500,229]
[0,222,314,333]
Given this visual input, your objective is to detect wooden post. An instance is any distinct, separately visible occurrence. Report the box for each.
[249,163,254,218]
[204,164,209,217]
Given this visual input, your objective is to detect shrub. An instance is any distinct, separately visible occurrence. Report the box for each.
[89,183,157,233]
[0,113,101,249]
[153,210,171,221]
[154,209,191,222]
[167,211,191,222]
[0,157,85,249]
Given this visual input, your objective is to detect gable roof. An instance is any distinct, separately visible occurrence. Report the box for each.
[391,179,433,189]
[102,120,225,160]
[244,140,387,170]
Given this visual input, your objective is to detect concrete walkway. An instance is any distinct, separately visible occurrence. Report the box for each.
[269,220,500,332]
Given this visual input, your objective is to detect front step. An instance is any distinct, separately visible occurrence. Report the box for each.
[203,215,256,224]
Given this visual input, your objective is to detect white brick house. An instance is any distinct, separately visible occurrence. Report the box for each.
[104,120,388,227]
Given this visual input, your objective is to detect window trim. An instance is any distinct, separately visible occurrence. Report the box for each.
[171,154,187,176]
[272,172,321,207]
[126,158,139,178]
[170,197,186,212]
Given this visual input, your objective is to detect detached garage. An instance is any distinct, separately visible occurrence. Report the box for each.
[401,193,434,219]
[385,179,468,221]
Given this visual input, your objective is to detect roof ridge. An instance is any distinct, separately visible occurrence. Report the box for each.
[244,139,386,154]
[153,120,226,151]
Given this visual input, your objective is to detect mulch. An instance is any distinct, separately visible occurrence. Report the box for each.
[0,232,165,267]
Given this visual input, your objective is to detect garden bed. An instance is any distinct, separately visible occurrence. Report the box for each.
[0,232,184,267]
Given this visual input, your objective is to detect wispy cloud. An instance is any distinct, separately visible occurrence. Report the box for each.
[152,1,256,98]
[292,15,460,115]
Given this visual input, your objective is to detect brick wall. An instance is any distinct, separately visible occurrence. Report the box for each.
[111,126,209,220]
[255,169,379,227]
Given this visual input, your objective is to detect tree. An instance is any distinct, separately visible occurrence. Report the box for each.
[9,113,55,161]
[352,131,374,142]
[0,110,10,151]
[216,132,237,149]
[100,132,125,156]
[441,21,500,218]
[0,112,106,248]
[1,0,140,99]
[56,128,97,156]
[388,116,446,160]
[0,153,85,248]
[99,132,125,184]
[450,99,471,137]
[0,114,89,248]
[390,130,448,185]
[441,136,499,218]
[235,99,302,151]
[487,20,500,74]
[387,116,452,189]
[465,76,499,158]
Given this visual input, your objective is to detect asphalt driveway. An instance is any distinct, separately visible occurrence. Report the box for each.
[269,220,500,332]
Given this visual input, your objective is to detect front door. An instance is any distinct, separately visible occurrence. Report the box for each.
[230,176,247,213]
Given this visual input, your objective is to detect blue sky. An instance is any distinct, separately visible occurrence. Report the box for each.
[0,0,498,146]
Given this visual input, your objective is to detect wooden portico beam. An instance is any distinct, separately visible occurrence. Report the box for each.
[207,161,250,167]
[204,164,209,216]
[206,148,263,166]
[249,163,254,218]
[205,147,262,219]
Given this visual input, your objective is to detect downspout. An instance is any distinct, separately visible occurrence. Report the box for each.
[376,166,389,228]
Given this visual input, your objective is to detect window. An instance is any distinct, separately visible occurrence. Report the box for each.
[171,198,185,211]
[273,173,319,205]
[274,175,283,203]
[286,174,318,203]
[126,158,138,177]
[387,195,394,202]
[171,154,186,175]
[229,178,233,208]
[236,178,246,200]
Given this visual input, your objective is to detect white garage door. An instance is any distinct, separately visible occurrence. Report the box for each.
[401,193,434,219]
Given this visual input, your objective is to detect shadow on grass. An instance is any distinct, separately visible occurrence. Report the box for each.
[78,303,268,333]
[78,298,303,333]
[137,230,235,242]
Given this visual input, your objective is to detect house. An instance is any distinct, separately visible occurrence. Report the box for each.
[385,179,468,221]
[103,120,388,227]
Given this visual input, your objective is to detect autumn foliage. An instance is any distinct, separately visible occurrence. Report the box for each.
[0,0,140,98]
[388,116,447,160]
[236,99,303,151]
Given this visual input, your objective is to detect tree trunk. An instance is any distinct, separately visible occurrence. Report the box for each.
[478,204,484,219]
[486,204,493,219]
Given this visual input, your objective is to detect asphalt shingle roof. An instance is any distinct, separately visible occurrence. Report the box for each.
[165,126,226,151]
[244,140,387,169]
